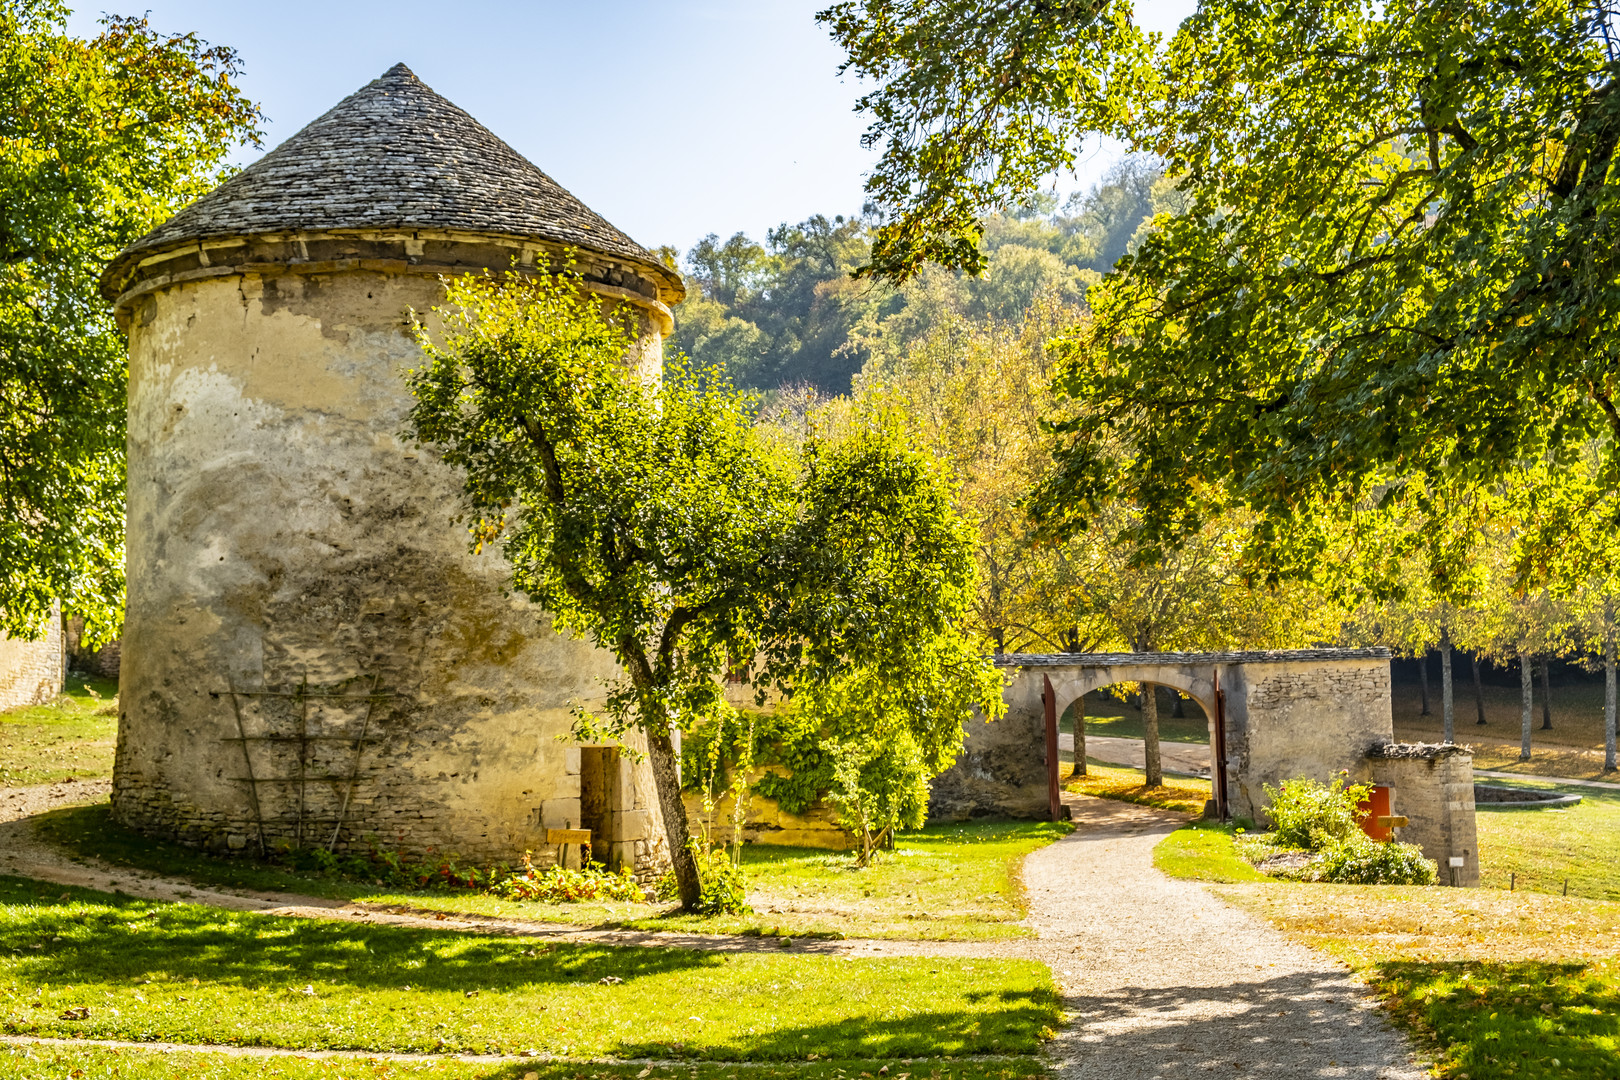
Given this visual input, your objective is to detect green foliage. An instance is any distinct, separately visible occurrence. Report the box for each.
[816,0,1147,280]
[1316,834,1439,887]
[1262,773,1373,852]
[0,1,260,639]
[488,856,646,903]
[405,270,999,909]
[826,0,1620,593]
[669,170,1171,393]
[687,841,751,915]
[680,709,831,817]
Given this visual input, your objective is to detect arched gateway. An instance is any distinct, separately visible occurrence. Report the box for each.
[929,648,1480,885]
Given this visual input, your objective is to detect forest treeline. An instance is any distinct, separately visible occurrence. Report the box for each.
[663,157,1176,394]
[661,154,1618,779]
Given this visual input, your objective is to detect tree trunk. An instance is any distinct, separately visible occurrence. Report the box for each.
[1519,652,1534,761]
[1472,653,1487,725]
[644,720,702,909]
[1142,682,1163,787]
[1440,631,1454,744]
[1539,656,1554,730]
[1071,693,1087,778]
[1172,691,1186,718]
[1606,597,1617,772]
[1418,650,1430,716]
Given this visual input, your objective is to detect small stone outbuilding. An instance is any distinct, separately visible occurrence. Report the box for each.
[101,64,681,874]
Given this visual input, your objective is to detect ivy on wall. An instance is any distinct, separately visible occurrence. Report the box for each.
[680,709,832,817]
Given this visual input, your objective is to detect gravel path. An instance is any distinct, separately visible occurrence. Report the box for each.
[1032,797,1424,1080]
[2,783,1425,1076]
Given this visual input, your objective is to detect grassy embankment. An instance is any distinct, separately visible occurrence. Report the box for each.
[0,1052,1050,1080]
[1154,803,1620,1079]
[35,804,1068,942]
[0,876,1060,1060]
[0,674,119,787]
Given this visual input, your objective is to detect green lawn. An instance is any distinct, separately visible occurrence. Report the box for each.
[0,876,1060,1059]
[1151,820,1267,883]
[0,1049,1052,1080]
[1154,818,1620,1080]
[1060,689,1210,745]
[1474,779,1620,902]
[35,806,1065,941]
[1062,761,1210,815]
[0,674,119,786]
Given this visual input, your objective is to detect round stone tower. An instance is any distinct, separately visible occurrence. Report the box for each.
[101,64,683,872]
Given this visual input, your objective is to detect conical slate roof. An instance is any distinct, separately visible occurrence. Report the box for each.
[105,63,677,298]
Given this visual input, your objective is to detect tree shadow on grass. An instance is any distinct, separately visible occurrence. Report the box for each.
[0,875,1061,1060]
[1368,958,1620,1078]
[0,874,721,993]
[610,987,1059,1060]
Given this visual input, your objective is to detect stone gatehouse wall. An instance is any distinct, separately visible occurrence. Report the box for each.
[932,649,1396,825]
[1368,743,1479,887]
[0,608,65,713]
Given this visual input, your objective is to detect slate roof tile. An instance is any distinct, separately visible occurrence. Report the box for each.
[108,63,675,294]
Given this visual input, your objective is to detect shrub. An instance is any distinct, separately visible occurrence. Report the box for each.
[656,842,750,913]
[1316,833,1438,885]
[1263,772,1372,850]
[488,853,647,902]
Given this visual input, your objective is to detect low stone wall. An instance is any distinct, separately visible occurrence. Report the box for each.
[0,610,64,713]
[1368,743,1479,887]
[682,774,852,850]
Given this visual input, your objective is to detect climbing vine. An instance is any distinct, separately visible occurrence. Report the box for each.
[680,709,834,817]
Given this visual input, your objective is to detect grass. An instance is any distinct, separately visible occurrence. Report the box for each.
[1391,675,1618,781]
[1153,817,1620,1079]
[1215,883,1620,1080]
[0,1050,1052,1080]
[0,876,1061,1059]
[0,674,119,786]
[35,806,1068,941]
[1060,761,1210,815]
[1474,779,1620,901]
[1150,820,1267,883]
[1059,689,1209,745]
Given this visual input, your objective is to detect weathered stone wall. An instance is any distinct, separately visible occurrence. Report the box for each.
[683,776,853,850]
[1368,744,1479,887]
[110,236,668,873]
[0,608,65,713]
[1227,656,1394,822]
[64,617,121,679]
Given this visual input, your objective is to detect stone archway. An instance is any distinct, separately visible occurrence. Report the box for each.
[928,648,1396,824]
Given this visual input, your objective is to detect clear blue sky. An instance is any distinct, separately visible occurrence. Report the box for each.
[67,1,1195,258]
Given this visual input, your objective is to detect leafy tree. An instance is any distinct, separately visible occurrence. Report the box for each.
[405,271,999,907]
[0,0,260,639]
[826,0,1620,593]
